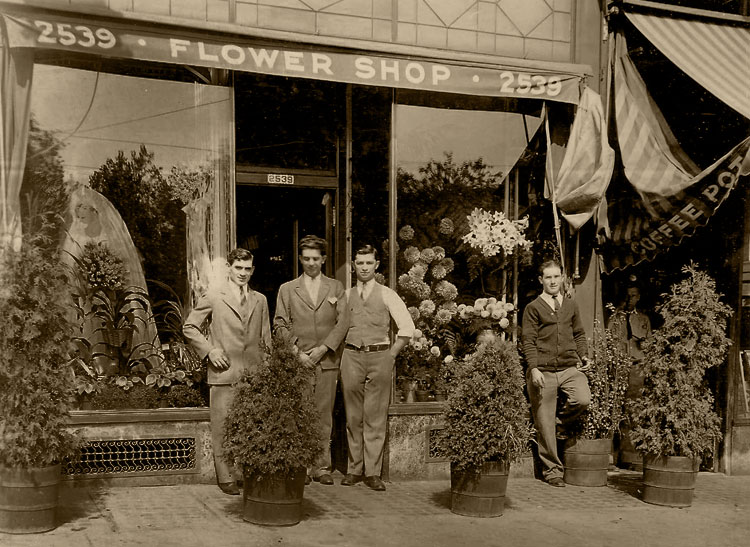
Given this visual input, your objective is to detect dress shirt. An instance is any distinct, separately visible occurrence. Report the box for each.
[352,280,415,342]
[540,292,562,312]
[303,273,321,304]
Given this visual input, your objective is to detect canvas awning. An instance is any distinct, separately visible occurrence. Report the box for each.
[625,11,750,119]
[0,8,587,104]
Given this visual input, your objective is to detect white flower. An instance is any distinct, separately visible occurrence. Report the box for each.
[444,355,454,364]
[430,346,440,357]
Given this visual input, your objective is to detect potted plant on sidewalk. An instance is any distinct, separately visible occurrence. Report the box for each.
[628,263,731,507]
[564,322,630,486]
[437,337,531,517]
[222,329,320,526]
[0,237,81,534]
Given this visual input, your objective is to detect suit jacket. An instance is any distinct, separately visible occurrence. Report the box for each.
[183,281,272,385]
[274,274,348,370]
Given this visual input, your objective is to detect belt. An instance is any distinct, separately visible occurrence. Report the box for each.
[345,343,390,353]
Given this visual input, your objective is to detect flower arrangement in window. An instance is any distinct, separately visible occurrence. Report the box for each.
[457,297,516,339]
[461,207,531,282]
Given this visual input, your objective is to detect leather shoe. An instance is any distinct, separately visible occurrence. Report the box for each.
[546,477,566,488]
[218,481,240,495]
[313,473,334,485]
[305,475,311,485]
[340,473,363,486]
[364,476,386,491]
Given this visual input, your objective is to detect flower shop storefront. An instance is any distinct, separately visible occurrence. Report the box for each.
[1,5,594,483]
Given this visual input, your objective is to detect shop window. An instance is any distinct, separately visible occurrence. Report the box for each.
[24,62,233,409]
[392,95,540,403]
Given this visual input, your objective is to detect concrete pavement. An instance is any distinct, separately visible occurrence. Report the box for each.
[2,469,748,547]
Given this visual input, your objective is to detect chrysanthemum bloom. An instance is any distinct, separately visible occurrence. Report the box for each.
[480,310,491,318]
[474,297,488,310]
[440,258,455,274]
[491,310,503,320]
[419,299,436,316]
[444,355,454,364]
[431,264,447,280]
[439,217,454,235]
[432,246,446,261]
[409,262,428,280]
[440,301,458,313]
[416,282,432,300]
[430,346,440,357]
[420,248,436,263]
[408,306,420,322]
[435,308,453,324]
[504,302,514,312]
[398,225,415,241]
[374,273,386,285]
[487,297,498,305]
[404,246,421,263]
[499,317,510,329]
[413,328,423,340]
[434,280,458,301]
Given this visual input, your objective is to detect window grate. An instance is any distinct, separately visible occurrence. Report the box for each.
[63,438,196,476]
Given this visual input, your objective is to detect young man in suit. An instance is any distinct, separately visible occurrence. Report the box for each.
[340,244,414,491]
[522,259,590,487]
[183,248,271,495]
[274,235,349,486]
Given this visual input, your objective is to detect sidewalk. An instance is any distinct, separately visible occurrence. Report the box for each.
[2,470,749,547]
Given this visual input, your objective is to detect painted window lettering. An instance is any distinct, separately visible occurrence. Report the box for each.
[499,71,562,97]
[35,20,116,49]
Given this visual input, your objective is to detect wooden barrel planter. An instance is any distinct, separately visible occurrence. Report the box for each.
[0,464,61,534]
[450,460,509,517]
[642,455,699,507]
[242,468,306,526]
[563,437,612,487]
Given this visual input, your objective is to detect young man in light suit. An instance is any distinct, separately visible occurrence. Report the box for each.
[183,248,271,495]
[274,235,349,486]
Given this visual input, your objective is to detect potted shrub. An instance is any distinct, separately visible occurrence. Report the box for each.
[0,239,81,533]
[437,338,532,517]
[564,322,630,486]
[628,263,731,507]
[222,330,320,526]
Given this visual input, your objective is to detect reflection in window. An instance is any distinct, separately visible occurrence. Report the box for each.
[25,64,232,408]
[393,103,538,400]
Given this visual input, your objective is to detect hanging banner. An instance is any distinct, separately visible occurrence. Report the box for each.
[0,11,582,104]
[601,137,750,272]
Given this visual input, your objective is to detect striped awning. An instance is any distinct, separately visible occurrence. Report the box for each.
[626,12,750,119]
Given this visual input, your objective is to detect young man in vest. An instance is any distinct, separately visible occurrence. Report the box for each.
[274,235,349,486]
[521,259,590,487]
[340,244,415,491]
[183,248,271,495]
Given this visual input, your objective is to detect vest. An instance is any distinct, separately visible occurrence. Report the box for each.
[346,283,390,346]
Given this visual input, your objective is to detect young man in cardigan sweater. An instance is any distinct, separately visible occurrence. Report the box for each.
[522,260,591,487]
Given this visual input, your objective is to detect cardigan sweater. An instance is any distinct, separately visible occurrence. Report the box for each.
[521,294,588,371]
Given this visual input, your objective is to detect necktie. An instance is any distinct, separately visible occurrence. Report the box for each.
[553,296,560,312]
[359,285,365,301]
[240,287,247,308]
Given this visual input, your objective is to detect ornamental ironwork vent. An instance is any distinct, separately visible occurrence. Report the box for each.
[425,426,448,463]
[63,438,196,476]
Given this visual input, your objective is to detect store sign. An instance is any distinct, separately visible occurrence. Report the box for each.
[1,12,582,104]
[267,174,294,185]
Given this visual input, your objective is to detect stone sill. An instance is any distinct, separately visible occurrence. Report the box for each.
[388,402,446,416]
[68,407,210,425]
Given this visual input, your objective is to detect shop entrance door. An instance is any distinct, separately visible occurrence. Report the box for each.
[235,184,335,316]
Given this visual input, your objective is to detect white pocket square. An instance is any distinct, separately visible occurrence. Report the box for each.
[328,296,338,305]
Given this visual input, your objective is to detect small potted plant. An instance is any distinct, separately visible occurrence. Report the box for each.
[564,322,630,486]
[222,330,321,526]
[0,238,81,533]
[437,338,532,517]
[628,263,731,507]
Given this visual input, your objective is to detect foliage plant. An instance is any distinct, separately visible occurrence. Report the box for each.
[165,385,206,408]
[574,321,630,440]
[0,237,81,468]
[438,338,532,471]
[222,330,321,477]
[628,263,731,460]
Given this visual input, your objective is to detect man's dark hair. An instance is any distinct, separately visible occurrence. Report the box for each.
[227,248,254,265]
[299,235,327,256]
[538,259,562,277]
[353,244,378,261]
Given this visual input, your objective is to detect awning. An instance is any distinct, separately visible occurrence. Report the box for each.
[0,9,584,104]
[625,11,750,119]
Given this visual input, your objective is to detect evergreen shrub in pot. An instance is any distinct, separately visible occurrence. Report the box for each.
[222,330,320,526]
[0,238,81,533]
[628,263,731,507]
[437,338,531,517]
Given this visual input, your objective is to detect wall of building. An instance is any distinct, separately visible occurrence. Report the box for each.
[17,0,582,64]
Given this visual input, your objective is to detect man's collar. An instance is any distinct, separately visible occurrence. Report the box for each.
[303,272,320,283]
